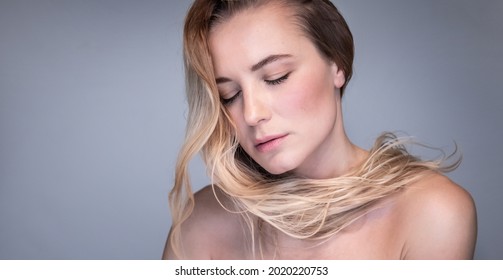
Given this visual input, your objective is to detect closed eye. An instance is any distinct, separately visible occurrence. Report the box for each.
[265,72,290,86]
[221,90,242,106]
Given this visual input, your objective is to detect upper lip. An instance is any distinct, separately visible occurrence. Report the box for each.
[254,134,288,146]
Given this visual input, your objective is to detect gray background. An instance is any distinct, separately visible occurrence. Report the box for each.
[1,0,501,259]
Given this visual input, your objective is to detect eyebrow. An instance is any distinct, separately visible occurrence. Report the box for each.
[215,77,232,84]
[250,54,292,72]
[215,54,292,85]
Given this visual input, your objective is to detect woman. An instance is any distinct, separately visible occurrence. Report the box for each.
[163,0,477,259]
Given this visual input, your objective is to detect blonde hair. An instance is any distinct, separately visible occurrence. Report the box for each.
[168,0,459,258]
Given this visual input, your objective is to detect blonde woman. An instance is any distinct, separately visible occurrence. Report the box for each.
[163,0,476,259]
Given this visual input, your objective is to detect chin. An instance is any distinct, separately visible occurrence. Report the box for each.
[259,158,298,176]
[264,167,291,175]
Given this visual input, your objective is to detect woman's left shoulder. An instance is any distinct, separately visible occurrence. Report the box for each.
[396,171,477,259]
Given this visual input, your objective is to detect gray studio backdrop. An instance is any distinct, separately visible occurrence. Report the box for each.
[1,0,502,259]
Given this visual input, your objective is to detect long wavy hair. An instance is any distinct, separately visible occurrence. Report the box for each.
[169,0,459,258]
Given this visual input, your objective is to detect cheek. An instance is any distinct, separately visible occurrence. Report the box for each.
[227,107,249,142]
[281,72,335,116]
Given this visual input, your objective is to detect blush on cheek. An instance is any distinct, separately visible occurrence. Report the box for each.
[293,77,333,114]
[291,90,312,113]
[280,76,318,113]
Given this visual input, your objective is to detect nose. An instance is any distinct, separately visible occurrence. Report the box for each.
[242,87,271,126]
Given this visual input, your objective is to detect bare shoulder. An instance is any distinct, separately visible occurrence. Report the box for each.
[163,185,245,259]
[397,172,477,259]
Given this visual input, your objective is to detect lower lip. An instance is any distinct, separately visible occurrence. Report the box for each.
[256,135,288,153]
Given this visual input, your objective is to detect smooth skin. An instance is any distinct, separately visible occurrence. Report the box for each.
[164,3,477,259]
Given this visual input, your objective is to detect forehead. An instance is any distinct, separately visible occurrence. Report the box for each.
[208,4,307,70]
[210,1,299,33]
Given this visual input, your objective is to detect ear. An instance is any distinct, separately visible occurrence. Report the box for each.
[331,63,346,89]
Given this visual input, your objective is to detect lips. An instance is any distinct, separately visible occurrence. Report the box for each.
[254,134,288,152]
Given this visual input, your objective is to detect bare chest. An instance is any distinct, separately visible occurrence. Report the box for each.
[264,217,403,259]
[223,203,405,260]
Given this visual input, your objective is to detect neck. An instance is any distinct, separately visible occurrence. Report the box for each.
[293,103,368,179]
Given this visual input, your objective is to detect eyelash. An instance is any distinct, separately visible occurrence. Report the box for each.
[265,72,290,86]
[221,91,241,106]
[221,72,291,106]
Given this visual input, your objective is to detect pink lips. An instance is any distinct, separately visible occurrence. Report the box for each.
[255,134,288,153]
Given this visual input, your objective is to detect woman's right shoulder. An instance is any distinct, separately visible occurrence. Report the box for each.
[172,185,246,259]
[191,185,239,224]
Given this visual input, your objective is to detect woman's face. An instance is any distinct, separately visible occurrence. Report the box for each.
[209,4,346,176]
